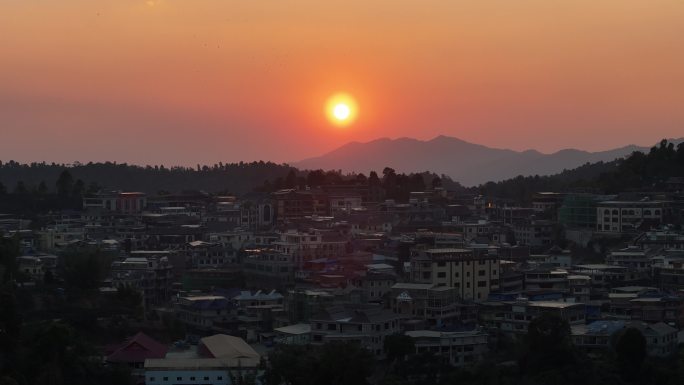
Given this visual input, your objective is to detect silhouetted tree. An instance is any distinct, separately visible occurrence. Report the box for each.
[616,328,647,383]
[384,334,415,363]
[56,170,74,196]
[285,170,297,188]
[13,181,27,195]
[72,179,85,196]
[35,180,48,195]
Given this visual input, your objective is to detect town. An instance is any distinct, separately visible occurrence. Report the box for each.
[1,141,684,385]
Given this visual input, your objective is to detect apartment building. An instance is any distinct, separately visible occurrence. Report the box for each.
[410,248,500,301]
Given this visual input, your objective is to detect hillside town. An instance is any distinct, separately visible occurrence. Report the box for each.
[2,158,684,385]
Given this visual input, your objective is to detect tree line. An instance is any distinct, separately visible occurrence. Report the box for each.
[477,139,684,205]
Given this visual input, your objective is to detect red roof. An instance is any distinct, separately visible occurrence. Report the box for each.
[106,332,168,363]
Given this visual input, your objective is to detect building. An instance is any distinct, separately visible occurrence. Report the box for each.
[500,300,585,334]
[273,323,312,345]
[405,328,488,367]
[391,283,477,329]
[572,320,678,357]
[175,295,234,333]
[144,334,260,385]
[596,200,672,233]
[242,249,295,289]
[513,219,554,249]
[106,332,168,380]
[558,194,613,229]
[111,255,173,310]
[310,305,402,358]
[410,248,500,301]
[272,229,347,277]
[83,191,147,214]
[523,268,569,291]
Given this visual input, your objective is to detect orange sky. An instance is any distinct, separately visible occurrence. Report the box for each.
[1,0,683,165]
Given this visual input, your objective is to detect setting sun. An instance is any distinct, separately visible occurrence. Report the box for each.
[326,93,358,127]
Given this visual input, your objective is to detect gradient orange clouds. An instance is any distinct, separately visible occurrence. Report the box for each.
[1,0,683,165]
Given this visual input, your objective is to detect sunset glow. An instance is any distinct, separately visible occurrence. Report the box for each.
[1,1,684,165]
[326,93,358,127]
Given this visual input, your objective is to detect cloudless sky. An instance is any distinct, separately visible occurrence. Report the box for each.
[1,0,683,165]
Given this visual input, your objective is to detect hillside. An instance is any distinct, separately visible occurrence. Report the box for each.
[294,136,658,186]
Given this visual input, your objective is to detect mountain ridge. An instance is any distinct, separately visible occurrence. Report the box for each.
[294,135,677,186]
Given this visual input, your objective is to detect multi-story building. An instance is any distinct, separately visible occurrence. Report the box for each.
[349,272,397,303]
[410,248,500,301]
[272,229,347,277]
[572,320,678,357]
[242,249,295,289]
[596,200,672,233]
[406,328,489,367]
[513,219,554,249]
[184,241,235,268]
[175,295,234,333]
[310,305,402,358]
[272,189,328,221]
[111,255,173,310]
[238,193,275,231]
[83,191,147,214]
[391,283,478,328]
[523,268,568,291]
[500,300,585,334]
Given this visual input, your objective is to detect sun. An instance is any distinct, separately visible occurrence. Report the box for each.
[326,93,358,127]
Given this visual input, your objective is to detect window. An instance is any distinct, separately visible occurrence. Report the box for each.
[190,377,196,381]
[204,377,210,381]
[177,377,182,381]
[150,378,155,382]
[437,261,446,267]
[478,281,487,287]
[327,323,336,330]
[217,376,223,380]
[163,377,168,381]
[437,272,446,278]
[478,270,485,276]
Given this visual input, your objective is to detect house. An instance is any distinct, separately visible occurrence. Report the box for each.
[273,323,312,345]
[572,320,678,357]
[144,334,260,385]
[106,332,168,381]
[500,300,585,334]
[406,328,489,367]
[175,295,234,333]
[310,305,402,358]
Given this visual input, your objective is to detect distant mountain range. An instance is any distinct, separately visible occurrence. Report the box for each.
[294,136,682,186]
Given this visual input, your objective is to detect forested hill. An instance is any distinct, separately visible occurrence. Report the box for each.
[478,139,684,204]
[0,161,296,195]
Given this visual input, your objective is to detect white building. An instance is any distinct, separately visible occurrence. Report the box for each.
[596,200,671,233]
